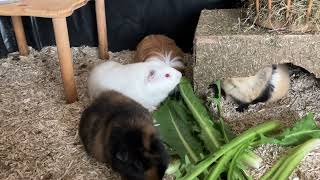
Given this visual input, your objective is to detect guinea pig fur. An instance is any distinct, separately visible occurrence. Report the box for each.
[88,60,182,112]
[79,90,169,180]
[210,64,290,112]
[134,34,186,73]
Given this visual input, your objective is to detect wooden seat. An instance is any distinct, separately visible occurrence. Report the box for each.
[0,0,87,18]
[0,0,109,103]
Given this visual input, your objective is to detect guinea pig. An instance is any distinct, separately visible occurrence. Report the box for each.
[79,90,169,180]
[210,64,290,112]
[88,60,182,112]
[134,34,186,73]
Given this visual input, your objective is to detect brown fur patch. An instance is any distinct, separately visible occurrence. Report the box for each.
[100,90,132,105]
[92,122,113,163]
[134,34,185,71]
[142,123,157,151]
[145,166,159,180]
[92,128,106,162]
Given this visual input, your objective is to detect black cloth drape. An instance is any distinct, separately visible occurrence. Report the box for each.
[0,0,240,58]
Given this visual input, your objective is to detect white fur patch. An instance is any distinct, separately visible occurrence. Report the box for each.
[146,51,185,69]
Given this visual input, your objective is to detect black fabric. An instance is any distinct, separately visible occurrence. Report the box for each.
[0,0,240,58]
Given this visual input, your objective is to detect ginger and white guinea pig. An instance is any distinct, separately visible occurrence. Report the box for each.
[79,90,169,180]
[134,34,186,73]
[211,64,290,112]
[88,60,182,112]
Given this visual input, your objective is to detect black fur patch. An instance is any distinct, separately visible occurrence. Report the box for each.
[109,127,169,180]
[272,64,277,70]
[150,138,170,178]
[110,127,149,180]
[235,103,250,112]
[242,64,277,111]
[208,83,226,98]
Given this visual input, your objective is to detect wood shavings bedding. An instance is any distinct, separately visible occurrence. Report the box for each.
[1,46,319,179]
[207,64,320,179]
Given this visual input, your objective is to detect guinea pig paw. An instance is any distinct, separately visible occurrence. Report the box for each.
[235,104,249,112]
[235,107,245,112]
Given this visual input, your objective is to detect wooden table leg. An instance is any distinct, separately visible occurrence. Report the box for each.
[11,16,29,56]
[95,0,109,60]
[52,17,78,103]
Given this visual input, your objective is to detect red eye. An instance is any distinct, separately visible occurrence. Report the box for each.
[165,73,170,78]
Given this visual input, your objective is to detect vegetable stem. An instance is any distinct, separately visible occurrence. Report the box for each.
[270,139,320,180]
[239,151,263,169]
[227,143,250,180]
[205,149,236,180]
[260,149,292,180]
[179,78,222,150]
[178,120,281,180]
[211,80,262,170]
[165,157,181,175]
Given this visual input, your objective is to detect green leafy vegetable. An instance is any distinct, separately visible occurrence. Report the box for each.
[175,155,201,180]
[260,148,293,180]
[238,151,262,169]
[154,77,320,180]
[209,80,235,143]
[179,77,223,151]
[261,138,320,180]
[227,143,251,180]
[260,113,320,146]
[205,150,234,180]
[178,120,281,180]
[153,98,204,163]
[274,138,320,179]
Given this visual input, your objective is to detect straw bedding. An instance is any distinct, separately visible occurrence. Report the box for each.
[244,0,320,32]
[0,46,319,179]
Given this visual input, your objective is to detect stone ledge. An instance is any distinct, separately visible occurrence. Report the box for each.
[193,9,320,96]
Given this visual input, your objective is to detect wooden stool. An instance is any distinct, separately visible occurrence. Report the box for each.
[0,0,110,103]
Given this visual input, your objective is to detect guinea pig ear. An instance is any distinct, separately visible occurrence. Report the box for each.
[116,150,129,162]
[147,69,156,82]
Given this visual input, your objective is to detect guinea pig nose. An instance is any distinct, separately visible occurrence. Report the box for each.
[165,73,170,78]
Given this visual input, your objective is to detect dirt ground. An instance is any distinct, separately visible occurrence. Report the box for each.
[0,46,319,180]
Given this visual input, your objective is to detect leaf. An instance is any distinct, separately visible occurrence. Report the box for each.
[261,113,320,146]
[179,77,223,151]
[153,98,204,163]
[210,80,236,143]
[175,155,200,180]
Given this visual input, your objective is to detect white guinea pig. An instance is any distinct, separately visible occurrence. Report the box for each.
[88,60,182,112]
